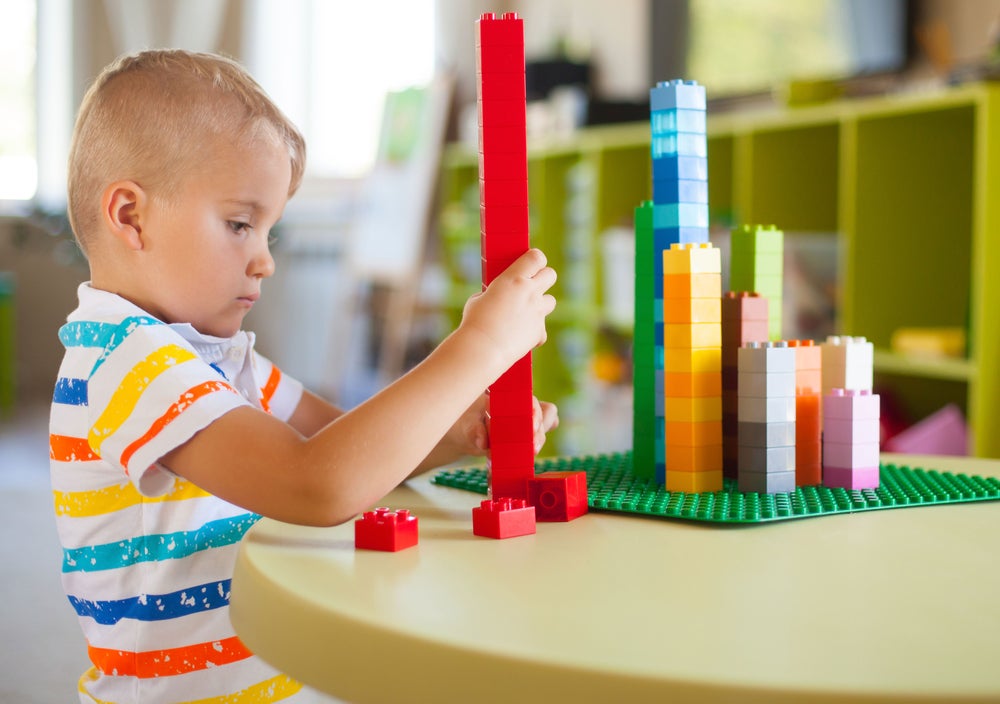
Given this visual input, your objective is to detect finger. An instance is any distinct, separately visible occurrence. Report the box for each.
[540,293,557,315]
[540,401,560,432]
[503,248,548,279]
[475,423,489,452]
[531,265,558,292]
[532,419,546,453]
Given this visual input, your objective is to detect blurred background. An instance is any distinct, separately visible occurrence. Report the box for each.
[4,2,1000,699]
[2,0,999,453]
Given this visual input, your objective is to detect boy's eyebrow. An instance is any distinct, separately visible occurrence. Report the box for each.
[222,199,266,211]
[222,198,282,216]
[221,198,285,222]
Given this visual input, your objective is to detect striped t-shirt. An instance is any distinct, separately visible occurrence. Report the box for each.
[50,284,321,703]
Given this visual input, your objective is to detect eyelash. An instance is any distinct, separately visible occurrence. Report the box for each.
[228,220,277,246]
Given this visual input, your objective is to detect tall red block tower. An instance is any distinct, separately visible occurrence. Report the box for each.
[477,12,534,500]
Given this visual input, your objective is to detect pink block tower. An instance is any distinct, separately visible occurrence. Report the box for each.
[823,389,881,490]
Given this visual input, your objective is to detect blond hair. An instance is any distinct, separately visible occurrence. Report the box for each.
[67,49,306,254]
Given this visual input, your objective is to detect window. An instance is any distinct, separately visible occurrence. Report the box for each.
[686,0,908,97]
[0,0,37,201]
[1,0,433,206]
[245,0,436,179]
[0,0,72,208]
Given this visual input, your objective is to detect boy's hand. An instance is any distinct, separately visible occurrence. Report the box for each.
[413,393,560,474]
[477,394,559,455]
[459,249,557,372]
[529,395,560,454]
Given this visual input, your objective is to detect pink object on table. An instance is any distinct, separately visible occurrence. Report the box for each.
[883,404,968,456]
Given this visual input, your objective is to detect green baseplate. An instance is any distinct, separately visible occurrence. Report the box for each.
[432,451,1000,524]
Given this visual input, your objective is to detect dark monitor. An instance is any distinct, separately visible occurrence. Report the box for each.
[651,0,913,100]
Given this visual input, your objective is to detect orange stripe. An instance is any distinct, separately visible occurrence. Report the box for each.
[120,380,237,471]
[88,635,252,678]
[259,365,281,414]
[50,434,99,462]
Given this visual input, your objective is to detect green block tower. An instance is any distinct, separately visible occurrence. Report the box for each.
[632,201,656,481]
[730,224,783,341]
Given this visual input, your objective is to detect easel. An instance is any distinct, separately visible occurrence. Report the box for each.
[335,77,454,397]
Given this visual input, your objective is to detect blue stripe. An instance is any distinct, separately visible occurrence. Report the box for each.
[62,513,260,573]
[58,321,118,348]
[58,316,163,376]
[68,579,232,625]
[52,377,88,406]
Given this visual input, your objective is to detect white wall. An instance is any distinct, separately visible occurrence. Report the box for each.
[518,0,650,100]
[435,0,651,105]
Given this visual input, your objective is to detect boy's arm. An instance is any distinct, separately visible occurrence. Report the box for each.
[409,393,559,476]
[288,388,558,476]
[161,249,556,527]
[286,389,345,437]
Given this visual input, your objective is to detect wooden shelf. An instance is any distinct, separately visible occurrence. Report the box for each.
[440,82,1000,457]
[872,349,973,382]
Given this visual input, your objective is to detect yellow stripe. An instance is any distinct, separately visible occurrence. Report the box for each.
[181,674,303,703]
[88,344,196,458]
[78,667,104,702]
[53,479,210,517]
[78,667,302,703]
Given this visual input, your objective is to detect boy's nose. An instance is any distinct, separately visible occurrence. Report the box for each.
[249,241,275,278]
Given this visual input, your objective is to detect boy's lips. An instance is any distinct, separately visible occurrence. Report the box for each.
[238,293,260,304]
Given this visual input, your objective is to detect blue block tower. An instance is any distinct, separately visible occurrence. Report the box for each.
[645,79,708,483]
[650,79,708,251]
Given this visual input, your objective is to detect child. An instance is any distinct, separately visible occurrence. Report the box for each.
[51,49,558,703]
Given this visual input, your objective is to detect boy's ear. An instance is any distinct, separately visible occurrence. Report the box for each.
[102,180,147,250]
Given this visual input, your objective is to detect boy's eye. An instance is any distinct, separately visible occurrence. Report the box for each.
[228,220,251,234]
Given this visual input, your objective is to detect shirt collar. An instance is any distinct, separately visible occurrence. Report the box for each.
[75,282,255,366]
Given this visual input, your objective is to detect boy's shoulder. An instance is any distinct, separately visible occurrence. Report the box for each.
[60,283,184,367]
[67,282,154,320]
[61,283,243,365]
[58,282,291,412]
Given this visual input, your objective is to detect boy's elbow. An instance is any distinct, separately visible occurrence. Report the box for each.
[273,439,407,528]
[285,484,359,528]
[305,503,359,528]
[285,470,369,528]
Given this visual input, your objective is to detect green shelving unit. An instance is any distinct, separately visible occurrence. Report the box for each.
[439,82,1000,458]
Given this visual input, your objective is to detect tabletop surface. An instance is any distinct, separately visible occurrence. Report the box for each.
[230,454,1000,703]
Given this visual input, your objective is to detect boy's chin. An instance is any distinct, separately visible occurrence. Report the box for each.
[194,319,243,339]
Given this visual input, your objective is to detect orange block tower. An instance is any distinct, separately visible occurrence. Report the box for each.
[790,340,822,486]
[662,243,723,493]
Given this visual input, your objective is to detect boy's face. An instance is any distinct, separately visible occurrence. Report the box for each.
[137,134,292,338]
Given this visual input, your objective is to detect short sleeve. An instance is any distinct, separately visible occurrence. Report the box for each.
[85,321,250,496]
[253,351,303,422]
